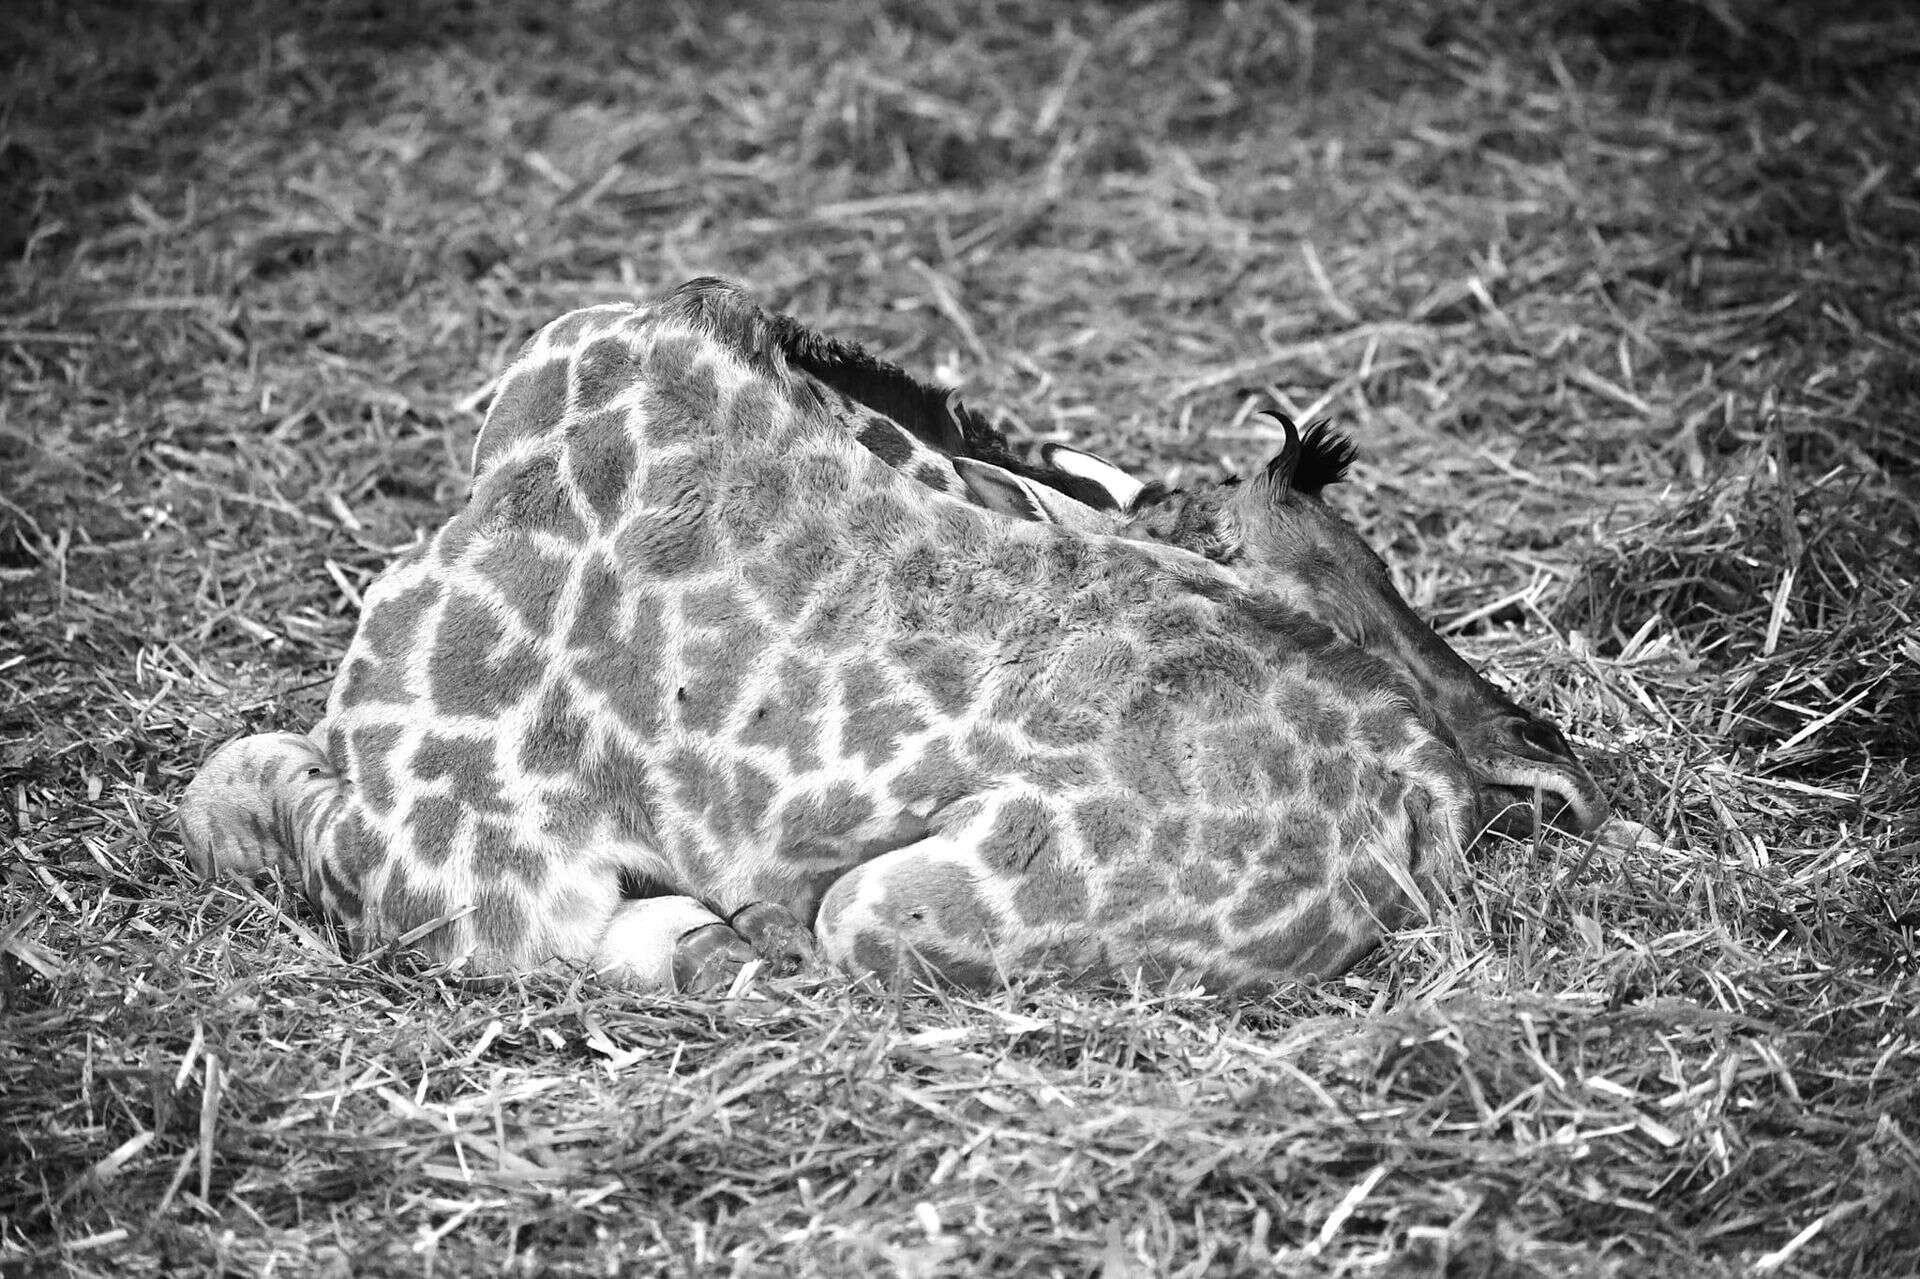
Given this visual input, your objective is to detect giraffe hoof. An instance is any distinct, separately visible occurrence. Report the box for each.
[728,902,818,978]
[672,923,756,993]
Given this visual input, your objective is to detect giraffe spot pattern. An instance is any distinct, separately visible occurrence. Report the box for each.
[347,723,404,815]
[317,856,365,925]
[616,461,714,578]
[476,534,574,637]
[564,408,638,527]
[1205,810,1282,871]
[539,307,619,352]
[1228,855,1324,932]
[565,558,632,652]
[358,579,445,663]
[575,733,656,845]
[891,738,982,811]
[628,359,718,450]
[522,682,591,777]
[571,336,642,415]
[1095,858,1172,924]
[731,758,778,831]
[380,862,453,954]
[840,679,929,771]
[892,635,981,719]
[472,454,588,543]
[739,657,826,774]
[325,808,383,913]
[856,419,914,467]
[404,795,462,868]
[660,744,739,840]
[962,726,1023,778]
[1307,753,1358,812]
[845,491,922,544]
[1022,699,1105,750]
[427,593,545,719]
[473,881,528,955]
[472,822,548,891]
[978,794,1054,875]
[1073,796,1145,861]
[676,635,749,735]
[474,357,567,472]
[337,654,411,708]
[571,610,669,739]
[413,734,511,815]
[776,780,878,849]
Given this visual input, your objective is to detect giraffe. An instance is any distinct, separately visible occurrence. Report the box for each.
[625,288,1606,838]
[177,278,1583,994]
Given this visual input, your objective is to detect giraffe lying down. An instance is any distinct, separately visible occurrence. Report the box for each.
[180,278,1605,993]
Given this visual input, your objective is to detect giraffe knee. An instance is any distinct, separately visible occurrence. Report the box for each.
[178,732,329,878]
[815,860,1005,989]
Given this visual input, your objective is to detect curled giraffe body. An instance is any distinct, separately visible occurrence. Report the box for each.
[180,278,1598,993]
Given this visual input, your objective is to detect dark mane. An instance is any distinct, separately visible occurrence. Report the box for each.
[765,306,1128,511]
[1290,419,1359,496]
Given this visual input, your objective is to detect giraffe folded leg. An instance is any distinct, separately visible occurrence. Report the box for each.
[177,731,344,880]
[813,836,1061,991]
[596,897,819,991]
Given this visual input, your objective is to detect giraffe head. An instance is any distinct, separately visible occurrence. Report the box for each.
[1054,412,1606,837]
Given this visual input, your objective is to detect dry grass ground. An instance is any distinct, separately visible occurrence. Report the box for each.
[3,0,1917,1274]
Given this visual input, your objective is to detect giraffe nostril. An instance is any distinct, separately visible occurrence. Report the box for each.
[1510,717,1569,758]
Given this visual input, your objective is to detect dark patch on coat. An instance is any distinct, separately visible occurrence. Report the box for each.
[978,794,1054,875]
[475,533,574,636]
[676,634,748,736]
[337,654,411,709]
[346,723,404,815]
[1073,796,1145,862]
[740,656,827,774]
[407,794,463,868]
[892,635,981,719]
[426,593,545,719]
[475,357,568,472]
[564,408,638,527]
[380,862,453,955]
[571,335,641,416]
[472,881,528,956]
[412,734,510,814]
[358,578,445,663]
[523,682,591,777]
[891,738,982,812]
[472,822,548,891]
[778,780,878,846]
[471,454,588,543]
[856,419,915,467]
[325,807,384,902]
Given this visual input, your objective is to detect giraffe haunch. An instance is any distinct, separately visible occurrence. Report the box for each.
[180,277,1591,993]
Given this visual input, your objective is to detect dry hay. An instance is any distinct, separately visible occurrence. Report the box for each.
[3,0,1917,1275]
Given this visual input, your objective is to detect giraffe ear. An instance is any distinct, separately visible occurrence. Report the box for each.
[1258,411,1302,493]
[953,457,1055,522]
[1039,443,1145,512]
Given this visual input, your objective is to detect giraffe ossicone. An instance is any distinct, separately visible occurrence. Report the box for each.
[179,277,1603,994]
